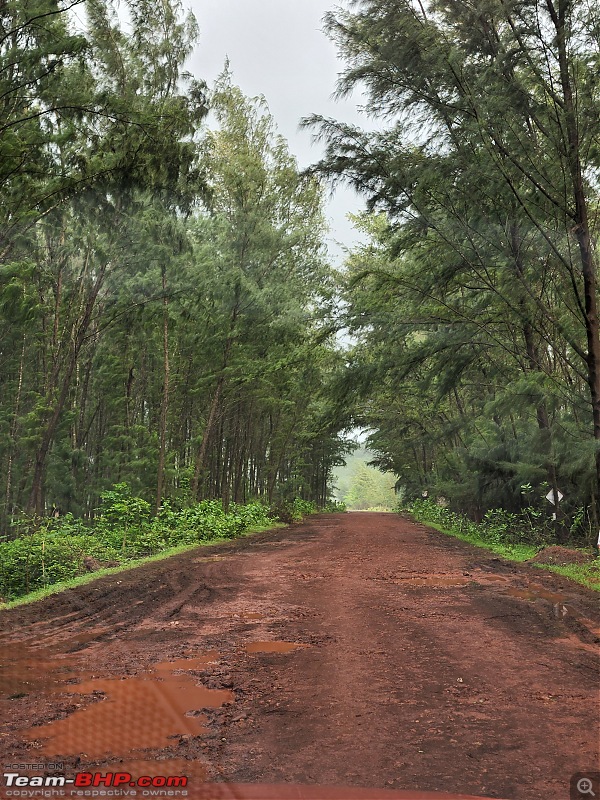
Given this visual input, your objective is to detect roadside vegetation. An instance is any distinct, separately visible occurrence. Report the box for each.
[0,485,342,604]
[403,499,600,591]
[0,3,351,534]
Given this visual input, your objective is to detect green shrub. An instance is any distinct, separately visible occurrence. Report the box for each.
[402,498,554,547]
[0,486,276,601]
[0,529,121,598]
[291,498,317,520]
[268,498,317,523]
[322,500,347,512]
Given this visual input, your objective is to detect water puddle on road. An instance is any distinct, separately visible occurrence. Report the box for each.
[22,653,232,758]
[0,627,134,698]
[154,652,220,672]
[502,584,571,616]
[393,575,471,588]
[504,584,567,604]
[390,572,577,620]
[245,641,308,654]
[0,643,77,698]
[193,556,225,563]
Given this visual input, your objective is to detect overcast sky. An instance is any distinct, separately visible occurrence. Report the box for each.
[186,0,369,263]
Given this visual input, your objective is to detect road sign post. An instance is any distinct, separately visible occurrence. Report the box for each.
[546,487,566,542]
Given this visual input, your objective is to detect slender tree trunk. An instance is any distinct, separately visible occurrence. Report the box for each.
[512,220,568,539]
[3,337,26,533]
[156,265,170,513]
[191,376,225,500]
[551,0,600,511]
[28,266,106,515]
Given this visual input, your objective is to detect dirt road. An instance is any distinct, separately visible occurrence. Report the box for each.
[1,513,598,800]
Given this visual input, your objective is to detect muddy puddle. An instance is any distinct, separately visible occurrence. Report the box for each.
[0,643,78,697]
[19,652,231,758]
[503,584,567,604]
[502,584,571,617]
[391,572,579,619]
[394,575,472,588]
[0,627,135,698]
[193,556,225,563]
[245,641,308,653]
[154,652,219,672]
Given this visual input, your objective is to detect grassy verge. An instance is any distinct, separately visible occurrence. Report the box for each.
[535,562,600,591]
[0,521,286,611]
[414,518,538,561]
[406,513,600,592]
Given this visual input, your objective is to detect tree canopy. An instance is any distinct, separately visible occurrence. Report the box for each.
[0,3,349,530]
[307,0,600,537]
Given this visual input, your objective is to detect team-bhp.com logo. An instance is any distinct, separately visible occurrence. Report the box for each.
[3,772,188,797]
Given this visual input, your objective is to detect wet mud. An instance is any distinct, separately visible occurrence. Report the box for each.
[0,514,598,800]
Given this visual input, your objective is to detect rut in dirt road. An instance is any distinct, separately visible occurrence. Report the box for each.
[0,513,598,800]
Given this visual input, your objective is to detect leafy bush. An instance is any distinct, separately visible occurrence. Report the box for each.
[268,498,317,523]
[291,498,317,520]
[322,500,347,512]
[0,528,122,599]
[229,502,272,529]
[0,486,275,601]
[402,498,554,547]
[0,488,336,601]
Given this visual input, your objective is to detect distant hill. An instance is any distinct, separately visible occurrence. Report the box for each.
[332,447,398,510]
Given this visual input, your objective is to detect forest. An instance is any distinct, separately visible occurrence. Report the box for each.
[0,0,352,534]
[1,0,599,576]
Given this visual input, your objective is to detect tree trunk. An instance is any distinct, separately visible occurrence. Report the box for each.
[191,376,225,500]
[3,337,26,533]
[551,0,600,513]
[28,265,106,516]
[156,265,170,513]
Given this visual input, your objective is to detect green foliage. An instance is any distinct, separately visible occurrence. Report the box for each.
[0,528,122,600]
[405,499,553,548]
[0,485,274,601]
[308,0,600,530]
[321,500,347,513]
[0,60,347,527]
[291,498,318,520]
[268,497,319,523]
[535,562,600,593]
[99,483,152,525]
[405,498,600,591]
[334,450,397,510]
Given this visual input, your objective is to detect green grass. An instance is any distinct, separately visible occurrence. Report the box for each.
[0,521,284,610]
[237,522,287,536]
[412,516,600,591]
[532,561,600,591]
[418,519,538,561]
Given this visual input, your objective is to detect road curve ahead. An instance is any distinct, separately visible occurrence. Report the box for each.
[1,512,598,800]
